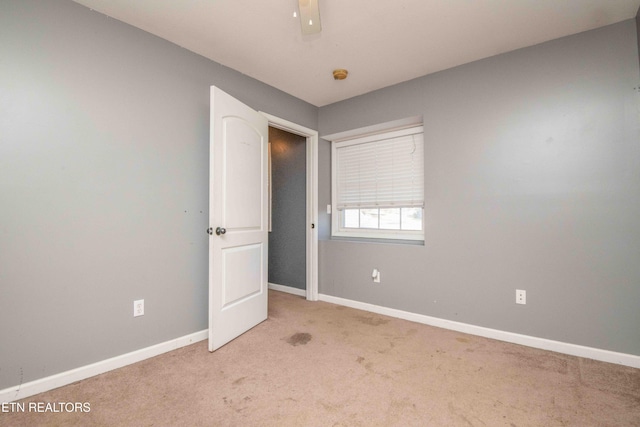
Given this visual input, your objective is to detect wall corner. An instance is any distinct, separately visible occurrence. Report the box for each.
[636,6,640,72]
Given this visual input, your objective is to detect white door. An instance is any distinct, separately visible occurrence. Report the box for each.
[208,86,268,352]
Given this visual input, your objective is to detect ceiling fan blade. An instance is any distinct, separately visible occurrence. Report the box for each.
[299,0,321,35]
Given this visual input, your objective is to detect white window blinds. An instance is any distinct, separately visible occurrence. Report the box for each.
[334,126,424,210]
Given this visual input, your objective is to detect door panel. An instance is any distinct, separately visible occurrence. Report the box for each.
[209,86,268,352]
[222,243,263,307]
[223,117,263,230]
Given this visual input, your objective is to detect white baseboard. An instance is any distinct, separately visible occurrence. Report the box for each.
[268,282,306,297]
[318,294,640,369]
[4,295,637,403]
[0,330,208,403]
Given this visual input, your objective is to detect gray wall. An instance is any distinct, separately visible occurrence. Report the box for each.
[1,0,639,393]
[637,6,640,68]
[318,20,640,356]
[268,127,307,290]
[0,0,317,390]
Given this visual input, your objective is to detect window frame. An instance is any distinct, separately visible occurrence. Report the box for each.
[330,124,425,242]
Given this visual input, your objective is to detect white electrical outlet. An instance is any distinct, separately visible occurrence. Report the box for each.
[134,299,144,317]
[516,290,526,305]
[327,204,332,214]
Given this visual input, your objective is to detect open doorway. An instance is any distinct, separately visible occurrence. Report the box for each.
[261,113,318,301]
[268,127,306,294]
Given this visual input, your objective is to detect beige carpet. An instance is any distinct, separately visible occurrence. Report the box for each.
[2,290,639,426]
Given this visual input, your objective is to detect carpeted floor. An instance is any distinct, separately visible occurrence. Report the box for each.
[2,290,639,426]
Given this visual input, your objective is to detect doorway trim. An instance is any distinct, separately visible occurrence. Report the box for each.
[260,112,318,301]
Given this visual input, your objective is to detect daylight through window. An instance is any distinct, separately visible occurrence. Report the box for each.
[331,125,424,241]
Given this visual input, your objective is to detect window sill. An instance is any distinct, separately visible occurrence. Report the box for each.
[331,231,424,246]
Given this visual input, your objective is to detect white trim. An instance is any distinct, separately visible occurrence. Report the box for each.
[333,125,424,149]
[318,294,640,369]
[260,112,319,302]
[0,330,208,403]
[4,297,637,403]
[268,282,307,297]
[332,221,425,241]
[321,115,423,142]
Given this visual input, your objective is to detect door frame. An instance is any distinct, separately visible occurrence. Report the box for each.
[260,112,318,301]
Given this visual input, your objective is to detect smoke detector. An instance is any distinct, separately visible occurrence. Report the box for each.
[333,69,348,80]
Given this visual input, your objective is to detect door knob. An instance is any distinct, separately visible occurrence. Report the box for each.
[215,227,226,236]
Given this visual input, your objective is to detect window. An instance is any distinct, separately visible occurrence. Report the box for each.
[331,125,424,241]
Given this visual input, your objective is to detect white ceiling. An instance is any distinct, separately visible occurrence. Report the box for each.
[72,0,640,107]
